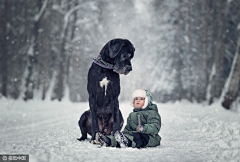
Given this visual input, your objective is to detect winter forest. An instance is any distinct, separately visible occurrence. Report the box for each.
[1,0,240,161]
[1,0,240,111]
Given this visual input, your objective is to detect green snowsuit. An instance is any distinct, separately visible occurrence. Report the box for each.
[107,103,161,148]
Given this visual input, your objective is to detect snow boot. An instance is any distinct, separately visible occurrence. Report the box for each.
[96,132,111,147]
[114,130,129,148]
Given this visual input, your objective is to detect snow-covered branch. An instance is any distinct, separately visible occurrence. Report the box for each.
[34,0,49,22]
[61,2,96,40]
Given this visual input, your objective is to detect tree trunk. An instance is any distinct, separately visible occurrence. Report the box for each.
[0,0,9,97]
[24,0,49,100]
[53,2,82,101]
[222,24,240,109]
[67,0,78,102]
[54,14,69,101]
[200,0,209,102]
[24,1,42,100]
[55,41,67,101]
[39,0,52,100]
[187,0,194,102]
[175,0,183,101]
[209,0,226,104]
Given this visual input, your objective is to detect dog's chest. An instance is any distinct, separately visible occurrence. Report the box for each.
[99,77,110,95]
[97,74,120,97]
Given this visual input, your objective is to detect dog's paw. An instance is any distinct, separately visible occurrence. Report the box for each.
[77,137,87,141]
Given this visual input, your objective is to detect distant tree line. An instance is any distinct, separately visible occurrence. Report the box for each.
[0,0,239,110]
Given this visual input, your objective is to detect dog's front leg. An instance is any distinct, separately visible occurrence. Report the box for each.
[89,94,98,142]
[113,98,120,134]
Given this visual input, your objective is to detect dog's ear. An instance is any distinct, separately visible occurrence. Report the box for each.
[108,39,125,58]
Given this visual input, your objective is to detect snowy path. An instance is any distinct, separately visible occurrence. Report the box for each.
[0,99,240,162]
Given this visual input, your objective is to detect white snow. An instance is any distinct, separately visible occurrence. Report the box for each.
[0,98,240,162]
[99,77,110,96]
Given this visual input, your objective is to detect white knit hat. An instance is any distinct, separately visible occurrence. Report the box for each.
[131,89,153,109]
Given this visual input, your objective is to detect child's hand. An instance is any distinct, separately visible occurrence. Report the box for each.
[136,125,143,133]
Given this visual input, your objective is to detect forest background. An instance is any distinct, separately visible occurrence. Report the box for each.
[0,0,240,111]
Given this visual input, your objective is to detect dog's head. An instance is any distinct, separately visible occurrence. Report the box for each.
[100,38,135,75]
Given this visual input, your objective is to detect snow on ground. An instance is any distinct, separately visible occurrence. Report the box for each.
[0,98,240,162]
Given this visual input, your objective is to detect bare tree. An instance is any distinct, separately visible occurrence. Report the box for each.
[1,0,240,104]
[37,0,53,100]
[23,0,49,100]
[187,0,194,101]
[176,0,183,101]
[0,0,9,97]
[209,0,227,104]
[199,0,209,102]
[222,22,240,109]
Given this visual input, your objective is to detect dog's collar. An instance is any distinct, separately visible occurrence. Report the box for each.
[93,55,114,69]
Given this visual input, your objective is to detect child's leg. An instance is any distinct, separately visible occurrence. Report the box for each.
[131,133,149,148]
[131,133,142,148]
[139,133,149,147]
[114,130,130,148]
[96,132,111,147]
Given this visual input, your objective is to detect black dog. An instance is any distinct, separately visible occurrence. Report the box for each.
[77,38,135,142]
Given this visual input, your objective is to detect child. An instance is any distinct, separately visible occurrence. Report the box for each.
[96,89,161,148]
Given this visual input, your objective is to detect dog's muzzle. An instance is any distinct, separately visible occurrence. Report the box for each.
[124,65,132,75]
[114,65,132,75]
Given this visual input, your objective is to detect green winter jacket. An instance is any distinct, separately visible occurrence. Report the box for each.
[107,104,161,148]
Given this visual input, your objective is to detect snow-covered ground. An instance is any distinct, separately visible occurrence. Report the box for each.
[0,98,240,162]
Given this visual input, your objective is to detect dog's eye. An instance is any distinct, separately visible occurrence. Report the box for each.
[122,54,130,59]
[122,55,127,58]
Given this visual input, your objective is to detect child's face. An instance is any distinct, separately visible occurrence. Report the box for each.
[134,97,145,109]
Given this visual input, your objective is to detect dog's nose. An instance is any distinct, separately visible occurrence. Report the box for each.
[126,65,132,72]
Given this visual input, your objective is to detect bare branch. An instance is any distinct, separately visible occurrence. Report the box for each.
[34,0,49,22]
